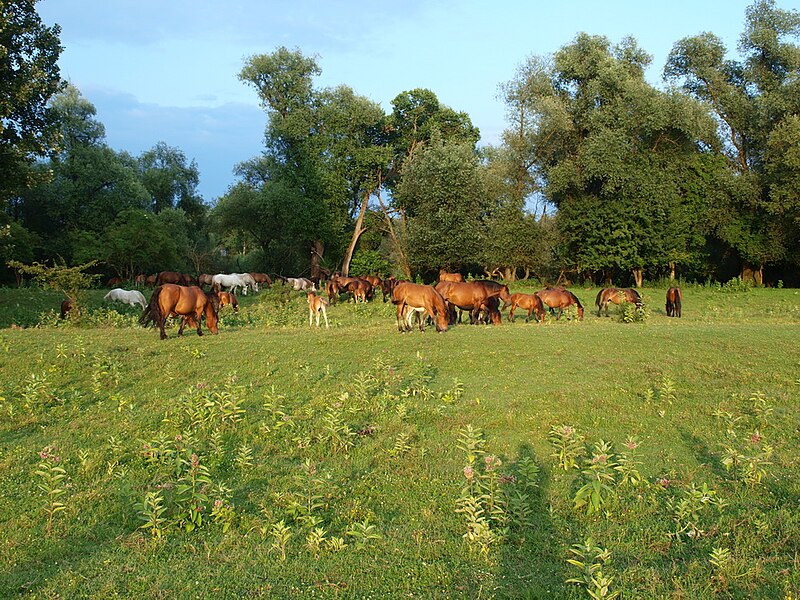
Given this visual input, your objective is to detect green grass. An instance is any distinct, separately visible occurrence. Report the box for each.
[0,284,799,598]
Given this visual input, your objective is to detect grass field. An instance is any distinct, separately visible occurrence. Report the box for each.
[1,283,799,598]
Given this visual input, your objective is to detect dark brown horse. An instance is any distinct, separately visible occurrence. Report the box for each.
[181,273,197,286]
[436,281,512,324]
[536,288,584,320]
[218,291,239,312]
[477,295,503,325]
[326,279,341,305]
[380,277,399,302]
[60,299,72,319]
[595,287,642,317]
[107,276,123,288]
[391,282,449,333]
[361,275,382,289]
[140,284,219,340]
[156,271,184,286]
[666,287,682,317]
[506,292,546,323]
[197,273,213,288]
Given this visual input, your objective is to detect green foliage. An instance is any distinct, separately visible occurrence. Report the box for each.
[7,259,100,314]
[34,446,67,536]
[548,424,585,470]
[349,249,390,277]
[566,538,620,599]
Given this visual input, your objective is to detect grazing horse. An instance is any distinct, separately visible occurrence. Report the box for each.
[104,288,147,310]
[506,292,546,323]
[666,287,682,317]
[250,272,272,288]
[595,287,642,317]
[391,282,449,333]
[435,280,511,325]
[134,274,146,288]
[325,279,341,305]
[307,292,329,329]
[181,273,197,286]
[477,295,503,325]
[536,288,584,320]
[140,284,219,340]
[145,274,157,287]
[217,291,239,312]
[60,299,72,319]
[361,275,382,289]
[156,271,184,286]
[438,270,464,283]
[380,277,398,302]
[107,276,123,288]
[198,273,214,288]
[211,273,257,295]
[281,277,315,292]
[341,278,373,303]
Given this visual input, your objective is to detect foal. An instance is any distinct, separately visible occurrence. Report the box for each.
[307,292,329,329]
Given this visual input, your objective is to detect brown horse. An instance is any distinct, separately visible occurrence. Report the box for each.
[107,276,123,288]
[218,291,239,312]
[436,280,511,325]
[666,287,682,317]
[391,282,449,333]
[197,273,213,288]
[438,270,464,283]
[307,292,329,329]
[536,288,584,320]
[361,275,382,288]
[250,272,272,288]
[595,287,642,317]
[380,277,399,302]
[181,273,197,286]
[477,295,503,325]
[156,271,184,286]
[60,299,72,319]
[506,292,546,323]
[145,274,157,287]
[140,284,219,340]
[134,274,145,288]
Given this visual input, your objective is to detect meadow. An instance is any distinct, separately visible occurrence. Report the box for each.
[0,283,799,598]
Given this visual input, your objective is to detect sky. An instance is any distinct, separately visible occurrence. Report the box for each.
[37,0,799,202]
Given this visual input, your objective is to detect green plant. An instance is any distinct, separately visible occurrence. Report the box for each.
[269,520,292,560]
[34,446,67,536]
[566,537,619,599]
[573,440,617,516]
[306,526,328,558]
[345,517,381,550]
[668,482,724,540]
[320,401,354,454]
[136,491,168,539]
[621,301,648,323]
[615,437,643,486]
[548,424,584,470]
[175,453,212,532]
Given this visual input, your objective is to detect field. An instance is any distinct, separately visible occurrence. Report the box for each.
[1,283,799,598]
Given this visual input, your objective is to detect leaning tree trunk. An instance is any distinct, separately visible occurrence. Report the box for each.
[632,267,643,288]
[669,262,676,282]
[342,188,372,277]
[742,262,763,286]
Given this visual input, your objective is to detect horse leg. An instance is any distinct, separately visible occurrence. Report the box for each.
[508,305,516,323]
[525,307,532,323]
[396,302,406,333]
[158,314,167,340]
[322,305,329,329]
[556,307,563,320]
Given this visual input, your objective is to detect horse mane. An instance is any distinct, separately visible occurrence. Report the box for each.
[569,291,583,308]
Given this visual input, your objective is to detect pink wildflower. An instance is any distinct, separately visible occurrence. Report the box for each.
[463,465,474,481]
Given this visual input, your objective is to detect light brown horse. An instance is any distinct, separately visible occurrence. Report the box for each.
[198,273,214,288]
[145,274,157,287]
[438,270,464,283]
[140,284,219,340]
[391,282,449,333]
[435,280,512,325]
[156,271,184,286]
[361,275,382,289]
[250,272,272,288]
[218,291,239,312]
[307,292,329,329]
[506,292,546,323]
[536,288,584,320]
[666,287,682,317]
[134,274,146,288]
[595,287,642,317]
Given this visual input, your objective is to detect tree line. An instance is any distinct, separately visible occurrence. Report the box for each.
[2,0,798,286]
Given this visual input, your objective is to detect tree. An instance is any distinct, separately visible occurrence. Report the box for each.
[665,0,800,282]
[398,135,485,274]
[502,34,716,285]
[0,0,63,203]
[138,141,205,224]
[6,259,99,315]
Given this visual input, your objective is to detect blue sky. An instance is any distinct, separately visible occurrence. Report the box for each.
[38,0,797,201]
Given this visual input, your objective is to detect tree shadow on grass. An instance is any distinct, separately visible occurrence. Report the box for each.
[495,443,572,599]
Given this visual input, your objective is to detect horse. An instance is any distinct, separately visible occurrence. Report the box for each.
[134,274,145,288]
[181,273,197,286]
[198,273,214,288]
[477,295,503,325]
[506,292,546,323]
[60,299,72,319]
[284,277,316,292]
[536,288,584,320]
[307,292,329,329]
[156,271,184,286]
[145,274,157,287]
[391,282,449,333]
[435,280,511,325]
[139,284,219,340]
[212,273,257,295]
[438,270,464,283]
[107,276,123,288]
[595,287,642,317]
[340,278,373,303]
[361,275,382,289]
[104,288,147,310]
[217,291,239,312]
[380,277,398,302]
[666,287,682,317]
[325,279,341,305]
[250,272,272,288]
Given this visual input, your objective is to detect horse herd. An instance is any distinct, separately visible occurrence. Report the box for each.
[91,269,683,339]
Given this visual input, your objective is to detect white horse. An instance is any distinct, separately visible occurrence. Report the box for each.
[211,273,257,295]
[286,277,316,292]
[104,288,147,310]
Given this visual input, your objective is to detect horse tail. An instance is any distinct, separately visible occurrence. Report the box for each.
[595,289,603,307]
[140,286,163,327]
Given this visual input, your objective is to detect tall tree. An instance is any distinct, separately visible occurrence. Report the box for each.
[138,141,205,224]
[0,0,63,203]
[665,0,800,282]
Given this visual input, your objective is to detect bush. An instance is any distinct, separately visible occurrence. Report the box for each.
[350,250,390,277]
